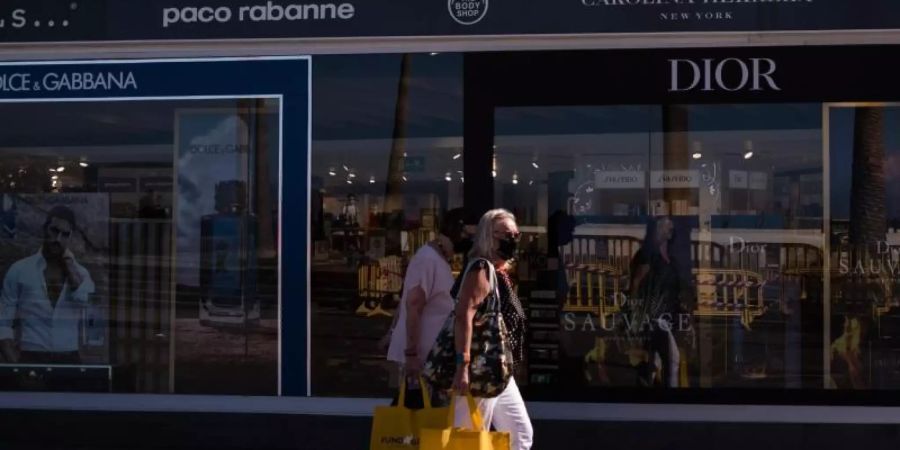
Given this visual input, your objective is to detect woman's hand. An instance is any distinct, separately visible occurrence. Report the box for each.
[404,354,422,378]
[452,366,470,393]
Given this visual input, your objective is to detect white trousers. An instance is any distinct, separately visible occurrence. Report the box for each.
[454,377,534,450]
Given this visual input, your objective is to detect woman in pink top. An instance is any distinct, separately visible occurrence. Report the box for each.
[386,208,473,407]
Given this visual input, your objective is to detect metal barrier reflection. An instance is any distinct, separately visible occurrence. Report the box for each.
[355,255,403,317]
[694,269,766,328]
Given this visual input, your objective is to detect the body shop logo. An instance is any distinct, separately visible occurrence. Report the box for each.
[448,0,488,25]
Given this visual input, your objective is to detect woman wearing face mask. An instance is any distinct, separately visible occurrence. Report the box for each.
[451,208,532,450]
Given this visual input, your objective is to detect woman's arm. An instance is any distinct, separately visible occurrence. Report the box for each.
[630,264,649,299]
[403,285,428,375]
[452,263,491,392]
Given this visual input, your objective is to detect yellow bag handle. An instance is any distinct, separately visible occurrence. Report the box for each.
[446,392,484,431]
[397,376,433,409]
[419,376,432,409]
[397,377,407,407]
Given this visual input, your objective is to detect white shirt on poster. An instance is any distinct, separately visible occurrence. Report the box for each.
[0,250,95,353]
[387,244,455,364]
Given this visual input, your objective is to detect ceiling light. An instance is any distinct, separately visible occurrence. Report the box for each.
[512,172,519,185]
[532,162,539,169]
[79,162,89,168]
[492,170,497,178]
[56,166,66,173]
[49,168,56,173]
[369,176,375,184]
[342,165,349,172]
[453,153,461,160]
[445,172,452,182]
[328,167,336,176]
[346,179,353,185]
[529,180,534,186]
[692,152,702,160]
[402,175,408,182]
[744,151,754,160]
[430,52,439,56]
[51,175,59,180]
[348,172,356,178]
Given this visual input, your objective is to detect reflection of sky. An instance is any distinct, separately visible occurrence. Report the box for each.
[176,114,247,287]
[313,54,463,140]
[830,107,900,221]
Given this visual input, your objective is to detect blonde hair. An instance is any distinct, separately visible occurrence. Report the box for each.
[469,208,516,261]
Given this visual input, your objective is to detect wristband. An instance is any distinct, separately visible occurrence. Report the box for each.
[455,352,470,365]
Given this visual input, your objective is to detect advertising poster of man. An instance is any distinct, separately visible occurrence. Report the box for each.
[0,193,110,366]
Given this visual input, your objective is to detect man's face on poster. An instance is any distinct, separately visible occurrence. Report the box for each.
[43,217,73,259]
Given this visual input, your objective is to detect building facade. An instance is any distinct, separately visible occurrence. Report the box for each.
[2,1,900,448]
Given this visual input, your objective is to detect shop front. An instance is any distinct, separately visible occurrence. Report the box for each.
[3,0,900,448]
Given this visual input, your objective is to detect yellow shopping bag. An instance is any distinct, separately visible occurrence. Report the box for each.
[419,394,510,450]
[413,379,451,433]
[370,378,452,450]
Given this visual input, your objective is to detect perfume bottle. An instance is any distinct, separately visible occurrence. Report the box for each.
[199,181,259,326]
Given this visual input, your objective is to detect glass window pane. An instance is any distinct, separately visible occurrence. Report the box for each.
[829,105,900,390]
[0,99,280,394]
[493,103,823,394]
[310,53,463,397]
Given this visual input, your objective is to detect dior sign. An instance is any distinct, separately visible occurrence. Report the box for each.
[669,58,780,92]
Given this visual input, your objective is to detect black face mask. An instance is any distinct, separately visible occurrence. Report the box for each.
[496,236,518,260]
[454,237,473,255]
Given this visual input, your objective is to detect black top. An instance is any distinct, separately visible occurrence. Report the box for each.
[631,248,682,319]
[452,259,527,367]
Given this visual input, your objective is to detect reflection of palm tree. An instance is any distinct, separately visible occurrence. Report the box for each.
[849,107,886,248]
[836,107,886,390]
[384,54,412,255]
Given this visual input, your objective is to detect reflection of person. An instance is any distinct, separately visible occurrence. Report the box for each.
[386,208,472,407]
[1,194,16,238]
[627,216,681,387]
[341,193,359,226]
[452,209,533,450]
[831,315,865,389]
[0,206,95,364]
[138,189,167,219]
[584,336,610,385]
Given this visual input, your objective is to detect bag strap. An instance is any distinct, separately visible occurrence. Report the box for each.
[446,393,485,430]
[465,393,484,430]
[419,376,432,409]
[457,258,500,309]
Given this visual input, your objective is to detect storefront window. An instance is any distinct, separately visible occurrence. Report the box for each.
[494,103,824,393]
[829,105,900,390]
[306,50,900,401]
[0,98,280,394]
[310,54,464,396]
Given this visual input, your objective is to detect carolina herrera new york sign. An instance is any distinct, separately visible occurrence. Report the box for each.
[1,0,898,43]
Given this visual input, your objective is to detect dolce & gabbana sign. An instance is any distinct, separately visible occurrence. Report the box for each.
[0,70,137,93]
[0,0,898,42]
